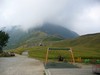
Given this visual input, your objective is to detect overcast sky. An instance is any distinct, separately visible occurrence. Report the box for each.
[0,0,100,35]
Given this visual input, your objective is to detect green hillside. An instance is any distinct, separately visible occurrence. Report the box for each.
[69,33,100,48]
[53,33,100,48]
[52,33,100,59]
[9,33,100,61]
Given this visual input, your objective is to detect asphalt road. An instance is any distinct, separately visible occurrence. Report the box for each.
[46,68,97,75]
[0,54,44,75]
[45,63,99,75]
[0,53,98,75]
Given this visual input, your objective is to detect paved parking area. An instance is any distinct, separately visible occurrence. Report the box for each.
[45,63,98,75]
[0,54,44,75]
[45,68,97,75]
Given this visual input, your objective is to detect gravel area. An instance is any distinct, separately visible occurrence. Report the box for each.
[0,54,44,75]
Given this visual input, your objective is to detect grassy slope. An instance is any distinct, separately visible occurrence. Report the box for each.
[9,33,100,61]
[52,33,100,58]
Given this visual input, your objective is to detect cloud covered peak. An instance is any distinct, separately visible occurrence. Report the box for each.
[0,0,100,35]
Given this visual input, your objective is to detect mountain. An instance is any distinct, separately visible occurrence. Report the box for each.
[4,23,79,49]
[33,23,79,38]
[4,26,27,49]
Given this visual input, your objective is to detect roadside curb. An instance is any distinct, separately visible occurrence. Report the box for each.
[45,69,51,75]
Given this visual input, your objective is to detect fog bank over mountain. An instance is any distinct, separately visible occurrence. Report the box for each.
[4,23,79,49]
[0,0,100,35]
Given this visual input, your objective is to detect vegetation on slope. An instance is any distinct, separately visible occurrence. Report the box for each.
[9,33,100,61]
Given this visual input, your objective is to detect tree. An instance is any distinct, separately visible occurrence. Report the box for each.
[0,30,9,53]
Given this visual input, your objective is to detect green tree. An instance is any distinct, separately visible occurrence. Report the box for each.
[0,30,9,53]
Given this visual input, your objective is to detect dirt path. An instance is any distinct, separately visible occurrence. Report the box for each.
[0,54,44,75]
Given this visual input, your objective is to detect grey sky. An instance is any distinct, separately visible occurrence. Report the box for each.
[0,0,100,35]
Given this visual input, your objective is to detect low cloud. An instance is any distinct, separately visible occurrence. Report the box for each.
[0,0,100,35]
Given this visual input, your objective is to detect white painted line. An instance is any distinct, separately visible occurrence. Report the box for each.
[45,69,51,75]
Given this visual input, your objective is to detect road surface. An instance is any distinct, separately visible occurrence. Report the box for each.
[45,63,98,75]
[0,54,44,75]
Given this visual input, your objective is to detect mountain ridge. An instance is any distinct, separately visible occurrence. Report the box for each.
[4,23,79,49]
[33,23,79,38]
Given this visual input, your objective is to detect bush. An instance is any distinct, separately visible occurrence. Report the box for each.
[1,52,15,57]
